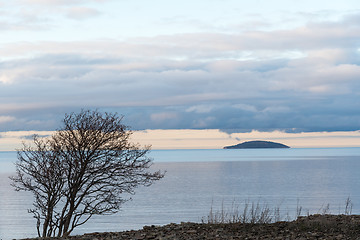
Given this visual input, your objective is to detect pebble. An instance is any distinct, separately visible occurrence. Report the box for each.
[20,215,360,240]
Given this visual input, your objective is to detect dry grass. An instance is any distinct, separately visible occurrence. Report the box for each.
[202,197,354,224]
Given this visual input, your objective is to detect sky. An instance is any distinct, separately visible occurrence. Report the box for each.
[0,0,360,149]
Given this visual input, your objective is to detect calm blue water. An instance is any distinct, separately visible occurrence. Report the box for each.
[1,148,360,239]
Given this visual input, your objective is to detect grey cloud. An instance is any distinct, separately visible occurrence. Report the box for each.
[1,13,360,132]
[1,50,359,131]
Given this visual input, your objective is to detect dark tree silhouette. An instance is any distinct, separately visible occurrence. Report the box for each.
[11,110,164,237]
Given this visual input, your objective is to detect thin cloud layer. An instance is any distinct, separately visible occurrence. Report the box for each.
[0,0,105,32]
[0,2,359,132]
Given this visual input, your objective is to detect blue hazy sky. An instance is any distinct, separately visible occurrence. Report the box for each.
[0,0,360,133]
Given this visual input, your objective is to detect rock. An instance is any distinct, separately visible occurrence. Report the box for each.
[20,214,360,240]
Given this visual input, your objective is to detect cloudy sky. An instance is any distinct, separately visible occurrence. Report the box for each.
[0,0,360,148]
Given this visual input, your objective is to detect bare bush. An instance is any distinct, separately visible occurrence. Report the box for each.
[345,197,353,215]
[11,109,164,237]
[202,198,355,225]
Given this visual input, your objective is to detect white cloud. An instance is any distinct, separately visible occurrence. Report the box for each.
[20,0,107,6]
[186,105,214,113]
[0,0,108,34]
[191,117,216,128]
[0,116,15,124]
[66,7,100,20]
[0,74,12,84]
[233,104,257,112]
[150,112,179,123]
[262,106,291,113]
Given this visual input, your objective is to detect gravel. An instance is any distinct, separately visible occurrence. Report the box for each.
[21,214,360,240]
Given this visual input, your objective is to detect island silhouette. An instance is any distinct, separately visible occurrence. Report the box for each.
[224,140,290,149]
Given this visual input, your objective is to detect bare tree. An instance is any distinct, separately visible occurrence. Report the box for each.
[11,110,165,237]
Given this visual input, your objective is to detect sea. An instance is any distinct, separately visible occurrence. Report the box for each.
[1,148,360,239]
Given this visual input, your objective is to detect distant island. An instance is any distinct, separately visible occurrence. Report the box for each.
[224,140,290,149]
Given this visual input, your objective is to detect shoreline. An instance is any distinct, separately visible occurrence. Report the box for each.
[21,214,360,240]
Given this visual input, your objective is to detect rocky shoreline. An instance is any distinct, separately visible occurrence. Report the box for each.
[22,214,360,240]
